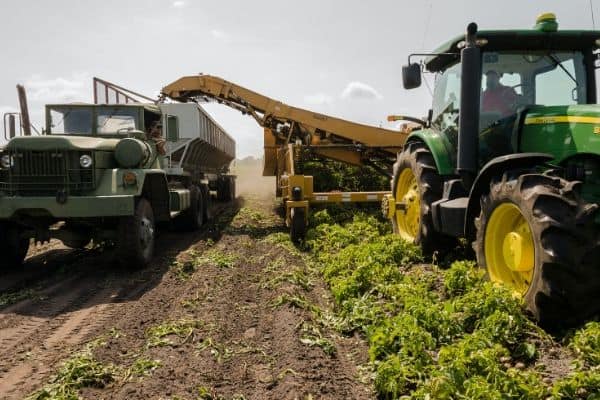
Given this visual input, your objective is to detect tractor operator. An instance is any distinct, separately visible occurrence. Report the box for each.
[481,70,517,117]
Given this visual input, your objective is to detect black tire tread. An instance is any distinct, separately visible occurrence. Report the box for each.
[474,171,600,327]
[391,141,454,255]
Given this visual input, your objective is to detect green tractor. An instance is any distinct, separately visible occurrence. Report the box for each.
[384,13,600,327]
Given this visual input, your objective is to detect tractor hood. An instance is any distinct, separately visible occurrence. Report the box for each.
[521,104,600,162]
[3,135,121,152]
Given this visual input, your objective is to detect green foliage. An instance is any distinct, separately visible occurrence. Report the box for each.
[569,321,600,367]
[28,344,117,400]
[300,158,388,192]
[146,319,203,348]
[306,208,598,400]
[0,288,39,307]
[551,369,600,399]
[443,260,484,296]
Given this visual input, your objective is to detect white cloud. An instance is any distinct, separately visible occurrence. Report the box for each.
[172,1,186,8]
[303,93,333,105]
[341,81,383,100]
[25,73,90,103]
[210,29,227,40]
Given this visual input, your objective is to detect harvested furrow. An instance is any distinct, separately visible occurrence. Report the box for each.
[0,201,237,399]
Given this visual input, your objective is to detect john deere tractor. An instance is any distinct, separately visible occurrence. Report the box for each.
[384,14,600,327]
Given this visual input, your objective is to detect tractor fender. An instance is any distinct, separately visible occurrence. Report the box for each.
[464,152,554,239]
[406,129,455,176]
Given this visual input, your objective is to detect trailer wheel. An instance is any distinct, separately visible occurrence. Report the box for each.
[116,198,155,269]
[175,185,204,231]
[201,184,212,223]
[391,142,454,254]
[228,177,236,201]
[290,207,307,244]
[474,172,600,328]
[0,223,29,271]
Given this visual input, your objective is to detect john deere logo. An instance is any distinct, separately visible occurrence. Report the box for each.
[594,126,600,135]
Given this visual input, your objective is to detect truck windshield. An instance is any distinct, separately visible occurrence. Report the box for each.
[49,107,93,135]
[96,107,139,134]
[48,106,140,135]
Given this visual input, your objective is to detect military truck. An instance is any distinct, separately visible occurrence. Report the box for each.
[383,13,600,327]
[0,98,236,269]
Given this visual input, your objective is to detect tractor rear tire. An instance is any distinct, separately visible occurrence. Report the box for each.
[0,223,29,271]
[116,198,155,270]
[290,207,307,244]
[391,142,454,255]
[474,172,600,328]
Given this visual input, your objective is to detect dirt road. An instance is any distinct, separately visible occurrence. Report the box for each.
[0,169,373,399]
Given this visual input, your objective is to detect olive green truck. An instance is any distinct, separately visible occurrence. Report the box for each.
[0,100,236,269]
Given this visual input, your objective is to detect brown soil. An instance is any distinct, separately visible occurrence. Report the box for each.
[0,165,373,399]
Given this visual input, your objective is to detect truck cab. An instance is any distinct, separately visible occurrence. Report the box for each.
[0,100,236,270]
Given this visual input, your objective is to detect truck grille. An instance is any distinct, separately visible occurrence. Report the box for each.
[0,150,95,196]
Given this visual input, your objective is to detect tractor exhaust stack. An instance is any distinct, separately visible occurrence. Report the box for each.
[457,22,481,190]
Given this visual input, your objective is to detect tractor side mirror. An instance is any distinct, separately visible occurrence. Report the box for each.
[402,63,422,90]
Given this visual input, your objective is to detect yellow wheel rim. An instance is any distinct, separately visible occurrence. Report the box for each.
[484,203,535,295]
[395,168,421,242]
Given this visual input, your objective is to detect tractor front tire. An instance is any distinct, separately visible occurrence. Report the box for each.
[116,198,155,270]
[474,172,600,328]
[391,142,453,255]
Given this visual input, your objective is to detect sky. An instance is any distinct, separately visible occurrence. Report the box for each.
[0,0,598,158]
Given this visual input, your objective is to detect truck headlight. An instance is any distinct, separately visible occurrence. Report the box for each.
[79,154,93,168]
[0,154,13,168]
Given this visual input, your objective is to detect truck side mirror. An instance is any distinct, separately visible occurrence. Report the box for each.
[402,63,422,89]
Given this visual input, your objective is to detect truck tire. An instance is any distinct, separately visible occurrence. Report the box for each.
[0,223,29,271]
[175,185,204,231]
[228,177,236,201]
[116,198,155,269]
[217,177,231,202]
[391,142,453,255]
[474,172,600,328]
[201,184,212,223]
[290,207,306,244]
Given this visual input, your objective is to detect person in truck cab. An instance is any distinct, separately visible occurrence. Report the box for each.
[481,70,517,117]
[147,120,167,155]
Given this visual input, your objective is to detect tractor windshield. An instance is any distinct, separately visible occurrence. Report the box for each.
[478,50,587,161]
[480,51,587,127]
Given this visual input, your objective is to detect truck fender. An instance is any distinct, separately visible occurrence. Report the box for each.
[464,153,554,239]
[140,172,170,223]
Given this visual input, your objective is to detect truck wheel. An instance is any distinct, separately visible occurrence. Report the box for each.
[290,207,306,244]
[175,185,204,231]
[391,142,453,254]
[0,224,29,270]
[201,184,212,223]
[228,177,236,201]
[474,172,600,328]
[116,198,155,269]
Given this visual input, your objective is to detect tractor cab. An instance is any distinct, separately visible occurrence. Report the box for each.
[393,14,600,327]
[416,13,600,170]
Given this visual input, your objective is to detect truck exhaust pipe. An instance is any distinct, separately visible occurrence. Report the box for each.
[17,84,32,136]
[457,22,481,190]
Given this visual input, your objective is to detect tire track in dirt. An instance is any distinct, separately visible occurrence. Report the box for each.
[0,202,235,399]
